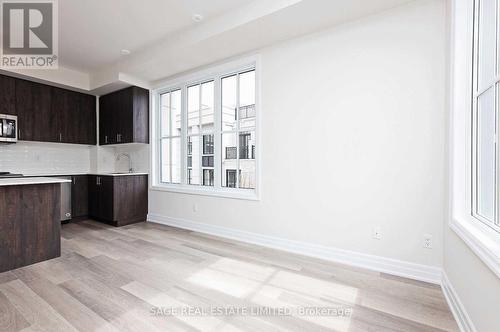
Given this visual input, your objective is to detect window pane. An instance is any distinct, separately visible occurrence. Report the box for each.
[476,87,496,221]
[202,135,214,168]
[172,89,182,136]
[187,135,200,185]
[161,139,170,183]
[201,81,214,130]
[222,133,238,187]
[239,70,256,130]
[238,131,255,160]
[160,92,170,136]
[225,169,237,188]
[203,169,214,187]
[161,89,182,137]
[239,160,255,190]
[203,134,214,154]
[239,131,256,189]
[239,70,255,106]
[478,0,497,89]
[188,85,200,135]
[222,75,237,131]
[161,137,181,184]
[171,137,181,184]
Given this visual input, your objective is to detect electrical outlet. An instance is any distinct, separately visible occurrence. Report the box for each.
[372,227,382,240]
[423,234,432,249]
[192,203,198,212]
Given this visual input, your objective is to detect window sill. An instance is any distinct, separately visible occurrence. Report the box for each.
[450,217,500,278]
[150,184,260,201]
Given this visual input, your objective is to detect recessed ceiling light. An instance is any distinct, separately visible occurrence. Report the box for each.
[120,49,131,55]
[192,14,203,22]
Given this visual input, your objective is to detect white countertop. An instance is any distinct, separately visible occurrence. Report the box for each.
[23,173,88,177]
[0,177,72,187]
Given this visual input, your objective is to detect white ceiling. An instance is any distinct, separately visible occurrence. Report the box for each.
[56,0,415,87]
[59,0,254,71]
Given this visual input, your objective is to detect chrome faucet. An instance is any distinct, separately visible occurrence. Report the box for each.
[116,153,133,173]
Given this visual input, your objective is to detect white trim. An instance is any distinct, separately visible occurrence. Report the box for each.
[450,217,500,278]
[147,213,443,284]
[442,272,478,332]
[150,184,259,201]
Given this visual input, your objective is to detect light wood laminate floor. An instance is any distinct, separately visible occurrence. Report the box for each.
[0,220,458,332]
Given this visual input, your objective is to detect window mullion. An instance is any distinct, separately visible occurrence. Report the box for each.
[493,0,500,230]
[181,85,187,185]
[214,76,222,189]
[199,84,203,186]
[236,73,240,189]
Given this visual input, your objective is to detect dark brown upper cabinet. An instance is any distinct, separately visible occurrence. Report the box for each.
[15,78,53,142]
[99,86,149,145]
[51,86,96,145]
[0,75,16,115]
[4,74,97,145]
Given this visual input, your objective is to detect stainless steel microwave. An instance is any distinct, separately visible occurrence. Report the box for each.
[0,114,18,143]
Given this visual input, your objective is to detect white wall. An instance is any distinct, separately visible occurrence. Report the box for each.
[444,230,500,332]
[149,0,447,268]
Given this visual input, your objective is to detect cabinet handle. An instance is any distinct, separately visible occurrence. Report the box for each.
[73,178,75,185]
[96,177,100,186]
[105,135,108,144]
[18,129,21,140]
[59,133,62,142]
[117,134,122,142]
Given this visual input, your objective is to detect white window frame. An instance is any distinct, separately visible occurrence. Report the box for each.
[150,56,261,201]
[471,0,500,233]
[450,0,500,278]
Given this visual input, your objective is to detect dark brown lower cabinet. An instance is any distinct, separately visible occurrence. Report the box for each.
[71,175,89,219]
[0,184,61,273]
[88,175,148,227]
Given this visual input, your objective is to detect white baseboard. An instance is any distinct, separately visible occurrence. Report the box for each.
[441,272,477,332]
[147,213,442,284]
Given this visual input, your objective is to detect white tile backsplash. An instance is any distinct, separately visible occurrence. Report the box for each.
[0,141,150,175]
[0,141,91,175]
[114,144,150,173]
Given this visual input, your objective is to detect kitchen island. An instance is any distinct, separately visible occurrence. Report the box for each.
[0,177,71,273]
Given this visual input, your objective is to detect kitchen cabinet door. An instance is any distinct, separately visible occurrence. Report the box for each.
[51,87,75,143]
[88,176,99,219]
[99,176,114,221]
[51,88,96,145]
[98,86,149,145]
[99,93,117,145]
[113,175,148,226]
[0,75,16,115]
[79,94,97,145]
[71,175,88,218]
[15,79,54,142]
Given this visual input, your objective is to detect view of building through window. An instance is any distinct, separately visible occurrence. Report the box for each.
[159,67,256,191]
[221,70,256,189]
